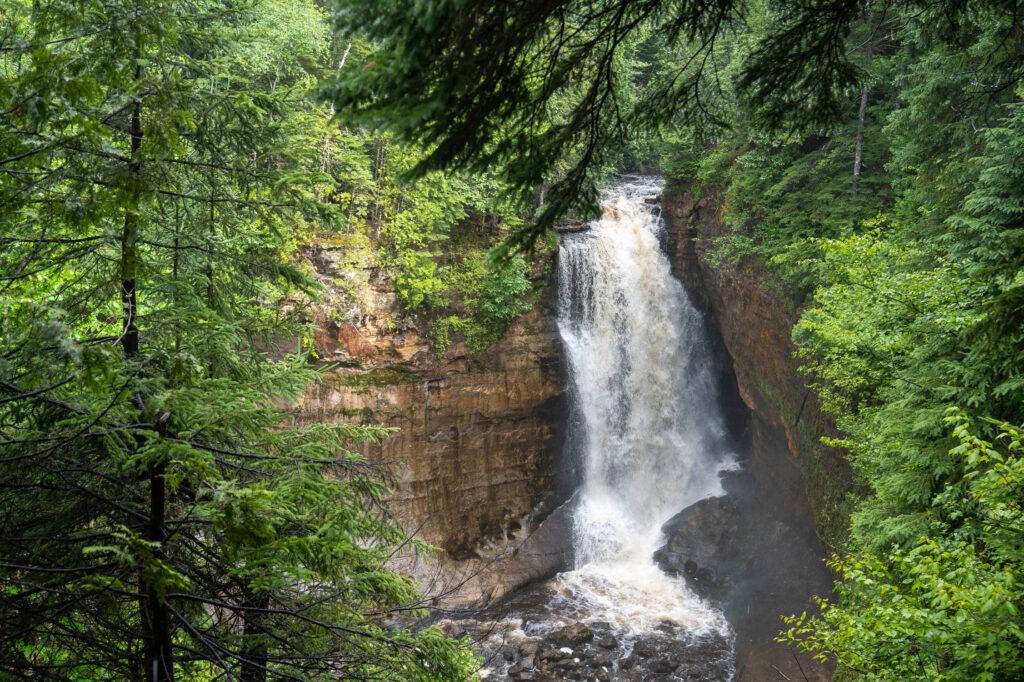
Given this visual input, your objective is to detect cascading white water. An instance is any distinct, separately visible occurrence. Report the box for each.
[455,177,739,681]
[551,175,736,635]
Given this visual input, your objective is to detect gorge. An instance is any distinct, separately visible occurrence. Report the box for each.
[298,177,842,680]
[7,4,1023,679]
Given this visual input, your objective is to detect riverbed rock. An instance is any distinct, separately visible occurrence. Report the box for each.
[537,644,572,663]
[518,639,539,658]
[549,622,594,648]
[454,585,737,681]
[653,495,734,599]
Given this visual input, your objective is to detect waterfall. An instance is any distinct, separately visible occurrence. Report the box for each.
[552,175,736,635]
[451,177,738,682]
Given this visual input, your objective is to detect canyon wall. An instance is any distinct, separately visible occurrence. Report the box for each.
[658,180,851,681]
[293,237,569,605]
[661,180,852,551]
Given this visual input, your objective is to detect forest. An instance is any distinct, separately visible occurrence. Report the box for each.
[1,0,1022,681]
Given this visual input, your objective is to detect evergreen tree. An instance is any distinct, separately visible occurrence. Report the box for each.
[323,0,1024,250]
[781,411,1024,681]
[0,1,476,679]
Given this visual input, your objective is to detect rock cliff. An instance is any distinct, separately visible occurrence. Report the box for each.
[662,182,852,548]
[293,237,569,605]
[659,180,853,681]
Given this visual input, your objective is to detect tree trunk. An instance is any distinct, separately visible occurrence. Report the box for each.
[319,41,353,176]
[121,59,174,682]
[207,186,216,310]
[144,459,173,682]
[239,589,271,682]
[121,94,142,359]
[852,50,872,195]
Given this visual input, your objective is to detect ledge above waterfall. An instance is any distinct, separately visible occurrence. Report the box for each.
[554,221,591,234]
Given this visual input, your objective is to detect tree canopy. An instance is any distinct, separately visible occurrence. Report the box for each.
[324,0,1024,250]
[1,1,479,679]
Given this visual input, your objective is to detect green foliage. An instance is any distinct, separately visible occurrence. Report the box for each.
[312,116,538,355]
[423,255,537,356]
[653,4,898,293]
[475,256,536,349]
[450,255,536,354]
[324,0,1024,252]
[791,227,978,545]
[780,411,1024,681]
[943,98,1024,415]
[740,12,1024,678]
[325,0,839,250]
[788,91,1024,552]
[395,250,448,311]
[885,4,1024,235]
[0,1,478,679]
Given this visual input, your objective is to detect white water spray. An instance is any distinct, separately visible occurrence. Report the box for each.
[553,176,736,636]
[454,178,737,680]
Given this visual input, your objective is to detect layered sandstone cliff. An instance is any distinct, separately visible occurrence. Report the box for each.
[293,236,568,604]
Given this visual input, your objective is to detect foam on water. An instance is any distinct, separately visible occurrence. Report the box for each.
[550,563,727,636]
[458,177,739,680]
[554,175,736,638]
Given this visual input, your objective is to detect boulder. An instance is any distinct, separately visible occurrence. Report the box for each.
[548,622,594,648]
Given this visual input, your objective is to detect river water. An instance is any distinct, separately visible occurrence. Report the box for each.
[447,177,739,681]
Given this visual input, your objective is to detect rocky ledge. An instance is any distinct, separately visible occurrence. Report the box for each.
[447,618,734,681]
[292,237,570,606]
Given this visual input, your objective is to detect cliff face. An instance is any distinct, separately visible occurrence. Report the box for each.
[662,182,852,548]
[658,181,850,681]
[293,238,569,604]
